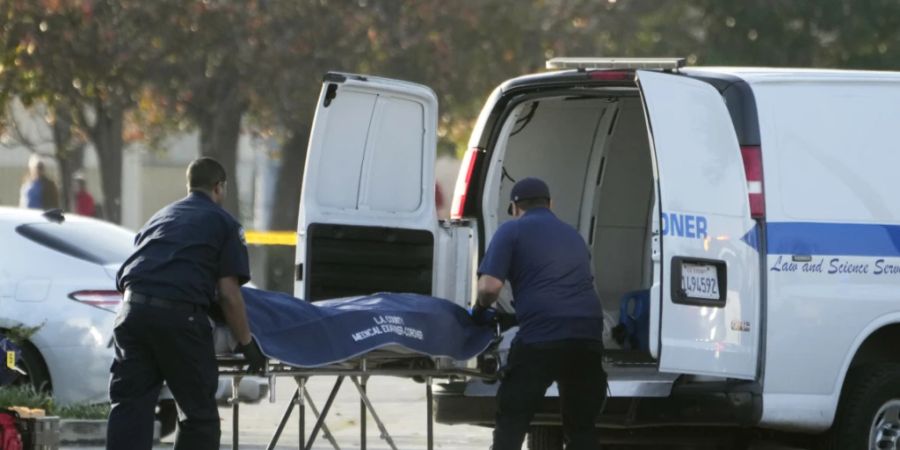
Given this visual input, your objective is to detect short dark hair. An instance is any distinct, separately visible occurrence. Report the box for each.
[514,197,550,211]
[187,157,227,190]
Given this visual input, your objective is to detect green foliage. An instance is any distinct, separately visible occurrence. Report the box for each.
[0,385,52,411]
[0,385,110,419]
[53,402,110,420]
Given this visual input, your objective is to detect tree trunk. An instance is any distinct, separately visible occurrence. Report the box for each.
[196,69,246,220]
[55,143,86,212]
[92,102,124,224]
[264,127,310,293]
[270,128,309,230]
[198,104,243,218]
[52,107,85,212]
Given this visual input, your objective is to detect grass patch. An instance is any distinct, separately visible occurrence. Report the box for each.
[0,385,109,419]
[0,385,52,411]
[54,403,110,420]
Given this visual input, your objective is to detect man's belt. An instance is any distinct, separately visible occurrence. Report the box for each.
[124,291,206,313]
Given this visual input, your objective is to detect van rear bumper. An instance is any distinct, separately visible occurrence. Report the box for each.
[434,382,761,428]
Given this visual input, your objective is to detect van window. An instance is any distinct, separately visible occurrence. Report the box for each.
[763,83,900,221]
[16,221,135,265]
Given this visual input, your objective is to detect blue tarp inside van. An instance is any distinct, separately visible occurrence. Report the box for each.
[240,287,495,368]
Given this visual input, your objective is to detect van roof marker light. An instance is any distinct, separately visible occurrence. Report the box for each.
[546,57,686,71]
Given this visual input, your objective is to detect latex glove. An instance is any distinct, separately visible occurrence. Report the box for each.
[469,304,498,326]
[237,337,267,374]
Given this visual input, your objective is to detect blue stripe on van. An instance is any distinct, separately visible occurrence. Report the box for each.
[766,222,900,257]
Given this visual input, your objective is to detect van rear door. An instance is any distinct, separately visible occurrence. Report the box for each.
[637,70,760,380]
[295,73,439,301]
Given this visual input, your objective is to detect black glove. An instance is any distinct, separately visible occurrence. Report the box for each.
[237,337,267,374]
[469,303,497,326]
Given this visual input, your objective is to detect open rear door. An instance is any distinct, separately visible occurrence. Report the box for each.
[295,73,439,301]
[638,70,760,380]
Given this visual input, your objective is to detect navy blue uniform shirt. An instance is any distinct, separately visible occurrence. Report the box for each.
[116,191,251,306]
[478,207,603,344]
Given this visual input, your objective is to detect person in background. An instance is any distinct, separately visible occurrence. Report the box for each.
[19,155,59,210]
[73,174,96,217]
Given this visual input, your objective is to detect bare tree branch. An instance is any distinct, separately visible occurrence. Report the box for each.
[2,103,54,154]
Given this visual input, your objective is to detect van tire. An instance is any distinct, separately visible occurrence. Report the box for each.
[824,363,900,450]
[527,425,563,450]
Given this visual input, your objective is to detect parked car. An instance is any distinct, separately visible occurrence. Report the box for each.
[0,207,266,436]
[292,59,900,448]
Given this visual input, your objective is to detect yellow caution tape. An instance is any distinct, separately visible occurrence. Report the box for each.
[244,230,297,246]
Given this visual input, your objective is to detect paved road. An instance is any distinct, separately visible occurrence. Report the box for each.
[64,376,807,449]
[218,375,492,450]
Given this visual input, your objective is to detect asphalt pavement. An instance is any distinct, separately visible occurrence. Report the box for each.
[63,376,809,449]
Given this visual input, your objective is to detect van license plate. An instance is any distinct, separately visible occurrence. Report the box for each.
[681,263,720,300]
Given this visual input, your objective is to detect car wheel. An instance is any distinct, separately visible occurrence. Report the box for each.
[13,341,52,393]
[528,425,563,450]
[156,399,177,438]
[825,363,900,450]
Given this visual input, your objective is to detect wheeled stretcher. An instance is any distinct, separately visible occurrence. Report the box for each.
[216,288,498,450]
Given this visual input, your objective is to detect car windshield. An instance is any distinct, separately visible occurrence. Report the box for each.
[16,221,135,265]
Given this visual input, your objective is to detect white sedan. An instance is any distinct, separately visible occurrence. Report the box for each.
[0,207,265,435]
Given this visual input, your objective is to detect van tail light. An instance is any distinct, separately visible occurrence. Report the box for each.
[450,147,481,220]
[740,145,765,219]
[588,70,633,81]
[69,290,123,313]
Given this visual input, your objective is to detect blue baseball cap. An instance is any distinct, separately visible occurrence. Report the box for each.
[510,177,551,203]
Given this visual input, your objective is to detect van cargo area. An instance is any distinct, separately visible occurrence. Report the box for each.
[485,88,655,362]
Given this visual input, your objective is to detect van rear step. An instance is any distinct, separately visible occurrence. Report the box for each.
[462,366,677,398]
[604,349,657,368]
[603,367,677,398]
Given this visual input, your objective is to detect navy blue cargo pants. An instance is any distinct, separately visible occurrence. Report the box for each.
[107,301,220,450]
[493,339,607,450]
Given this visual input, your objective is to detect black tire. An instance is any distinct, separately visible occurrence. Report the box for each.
[824,363,900,450]
[528,425,564,450]
[13,341,52,393]
[156,399,178,438]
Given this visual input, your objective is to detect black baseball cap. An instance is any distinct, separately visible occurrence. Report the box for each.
[508,177,551,215]
[510,177,551,202]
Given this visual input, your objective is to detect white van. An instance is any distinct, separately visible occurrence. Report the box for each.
[294,58,900,449]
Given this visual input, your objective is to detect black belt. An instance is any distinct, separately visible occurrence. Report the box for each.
[125,291,206,313]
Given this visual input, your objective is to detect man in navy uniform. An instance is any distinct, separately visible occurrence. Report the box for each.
[473,177,607,450]
[108,157,266,450]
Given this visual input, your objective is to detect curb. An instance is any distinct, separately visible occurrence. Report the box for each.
[59,419,160,445]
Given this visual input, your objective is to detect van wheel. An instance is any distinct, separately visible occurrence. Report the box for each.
[528,425,563,450]
[13,341,52,393]
[156,399,177,438]
[825,363,900,450]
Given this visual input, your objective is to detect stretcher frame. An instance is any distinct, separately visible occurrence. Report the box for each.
[219,352,495,450]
